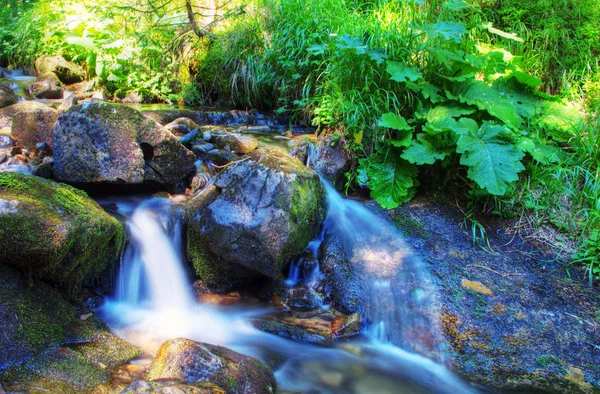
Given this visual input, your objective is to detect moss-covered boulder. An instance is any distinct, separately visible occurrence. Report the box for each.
[0,173,125,291]
[11,106,58,149]
[187,148,325,289]
[35,55,85,84]
[0,265,140,385]
[147,338,276,394]
[54,103,196,190]
[25,72,63,99]
[0,85,18,109]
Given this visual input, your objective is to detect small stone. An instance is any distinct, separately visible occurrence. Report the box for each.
[202,130,211,141]
[211,132,259,154]
[191,142,214,156]
[35,141,52,158]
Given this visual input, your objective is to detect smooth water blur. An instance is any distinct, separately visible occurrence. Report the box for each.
[322,181,443,349]
[99,195,479,393]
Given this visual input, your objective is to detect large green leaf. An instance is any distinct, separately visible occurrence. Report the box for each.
[423,105,475,135]
[379,112,411,131]
[493,78,540,119]
[361,149,418,209]
[401,134,449,164]
[386,61,423,83]
[444,0,472,12]
[456,122,525,195]
[536,101,585,141]
[428,22,468,43]
[517,137,563,164]
[453,81,522,129]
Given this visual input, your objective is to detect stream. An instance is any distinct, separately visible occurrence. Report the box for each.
[97,186,482,394]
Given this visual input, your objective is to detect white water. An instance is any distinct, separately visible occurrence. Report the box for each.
[99,195,479,394]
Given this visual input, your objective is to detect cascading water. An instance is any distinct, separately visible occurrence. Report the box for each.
[321,181,443,350]
[114,199,193,310]
[99,194,479,393]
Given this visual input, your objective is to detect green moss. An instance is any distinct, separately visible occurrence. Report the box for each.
[0,348,110,394]
[0,173,126,293]
[536,354,562,367]
[393,212,427,238]
[72,332,141,367]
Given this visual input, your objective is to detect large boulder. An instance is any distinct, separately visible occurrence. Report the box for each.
[147,338,276,394]
[187,148,325,289]
[10,106,58,149]
[0,173,126,291]
[35,55,84,84]
[0,101,51,129]
[54,103,196,190]
[25,72,63,99]
[0,265,140,393]
[0,85,18,109]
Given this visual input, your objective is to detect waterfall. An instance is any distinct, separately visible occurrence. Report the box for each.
[321,181,443,351]
[114,199,194,311]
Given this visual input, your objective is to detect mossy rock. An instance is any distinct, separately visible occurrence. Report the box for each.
[35,55,84,84]
[1,348,110,394]
[72,332,141,368]
[147,338,276,394]
[0,101,52,129]
[0,173,125,292]
[54,102,196,190]
[187,148,325,289]
[0,85,17,109]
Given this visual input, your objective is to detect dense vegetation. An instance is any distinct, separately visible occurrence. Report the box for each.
[1,0,598,283]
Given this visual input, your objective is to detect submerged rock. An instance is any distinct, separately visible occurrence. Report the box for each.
[35,55,85,84]
[0,85,18,109]
[54,103,196,190]
[0,173,125,291]
[187,148,325,289]
[147,338,276,394]
[10,106,58,149]
[26,72,63,99]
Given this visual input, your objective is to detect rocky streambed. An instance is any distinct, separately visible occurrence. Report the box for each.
[0,62,599,394]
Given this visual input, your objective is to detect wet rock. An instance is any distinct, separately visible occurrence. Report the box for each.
[191,141,215,156]
[121,380,226,394]
[25,72,63,99]
[252,309,360,345]
[190,173,212,193]
[0,173,126,291]
[199,291,243,305]
[35,55,85,84]
[32,159,54,179]
[146,338,276,394]
[72,332,141,368]
[0,135,10,148]
[288,137,312,165]
[310,136,353,191]
[204,149,237,167]
[187,148,325,289]
[287,286,323,310]
[35,141,52,158]
[165,117,200,137]
[211,132,259,154]
[10,106,59,149]
[58,92,78,112]
[0,85,18,109]
[54,103,196,190]
[319,233,367,316]
[0,101,52,129]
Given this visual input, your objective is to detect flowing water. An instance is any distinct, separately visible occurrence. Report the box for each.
[99,188,481,394]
